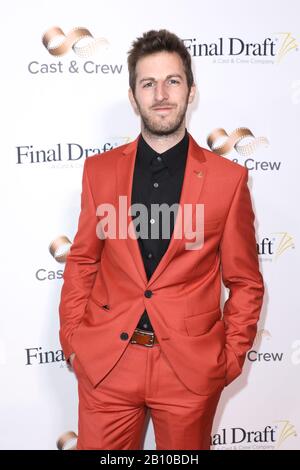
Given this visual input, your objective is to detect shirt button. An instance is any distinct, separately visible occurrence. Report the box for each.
[156,156,162,162]
[144,290,153,298]
[153,182,159,188]
[120,332,129,341]
[150,218,155,224]
[143,323,148,329]
[147,252,153,259]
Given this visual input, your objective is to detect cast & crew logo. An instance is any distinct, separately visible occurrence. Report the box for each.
[49,236,72,263]
[247,329,284,363]
[207,126,281,171]
[27,26,122,75]
[57,431,77,450]
[207,127,269,157]
[253,329,271,345]
[250,329,300,367]
[291,340,300,366]
[42,26,109,58]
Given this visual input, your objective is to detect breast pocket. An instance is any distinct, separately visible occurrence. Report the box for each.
[203,218,222,232]
[183,218,222,249]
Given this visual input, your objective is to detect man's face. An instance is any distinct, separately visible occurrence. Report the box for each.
[129,51,195,136]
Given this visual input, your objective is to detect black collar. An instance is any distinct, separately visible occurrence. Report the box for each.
[136,129,189,176]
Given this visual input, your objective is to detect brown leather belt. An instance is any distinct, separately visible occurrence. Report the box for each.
[130,328,159,347]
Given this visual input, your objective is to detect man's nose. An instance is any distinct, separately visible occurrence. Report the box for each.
[154,81,169,101]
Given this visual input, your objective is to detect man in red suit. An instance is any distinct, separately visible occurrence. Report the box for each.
[59,29,264,450]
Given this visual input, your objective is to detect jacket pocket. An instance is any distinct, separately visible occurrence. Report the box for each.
[89,295,110,311]
[203,218,222,232]
[184,307,221,336]
[72,354,79,376]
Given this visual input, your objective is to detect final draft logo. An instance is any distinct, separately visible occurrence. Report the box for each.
[257,232,295,262]
[57,422,298,450]
[276,33,298,63]
[184,32,298,64]
[211,421,297,449]
[207,126,281,171]
[25,346,65,366]
[16,137,131,166]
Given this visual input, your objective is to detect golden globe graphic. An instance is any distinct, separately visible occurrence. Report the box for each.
[49,236,72,263]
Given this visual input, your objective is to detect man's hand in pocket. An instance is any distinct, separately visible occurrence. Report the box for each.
[69,352,76,368]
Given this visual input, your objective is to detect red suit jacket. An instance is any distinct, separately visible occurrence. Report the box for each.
[59,133,264,395]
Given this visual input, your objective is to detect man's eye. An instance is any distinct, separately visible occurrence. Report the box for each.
[169,79,180,85]
[143,82,154,88]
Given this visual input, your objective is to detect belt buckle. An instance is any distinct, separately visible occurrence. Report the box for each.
[135,328,155,347]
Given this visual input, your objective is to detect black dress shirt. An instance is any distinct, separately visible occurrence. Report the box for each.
[131,129,189,332]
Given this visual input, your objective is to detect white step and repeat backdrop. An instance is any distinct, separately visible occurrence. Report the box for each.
[1,0,299,450]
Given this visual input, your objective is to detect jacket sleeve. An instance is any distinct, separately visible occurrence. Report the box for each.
[220,166,264,386]
[59,159,104,361]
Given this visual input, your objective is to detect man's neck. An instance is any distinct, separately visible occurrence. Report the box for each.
[141,125,186,154]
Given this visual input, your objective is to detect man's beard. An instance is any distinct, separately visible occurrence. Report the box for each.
[135,97,189,137]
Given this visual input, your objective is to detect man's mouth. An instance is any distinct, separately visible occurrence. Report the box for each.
[152,106,174,112]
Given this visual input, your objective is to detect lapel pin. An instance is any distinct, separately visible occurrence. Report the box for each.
[194,170,203,178]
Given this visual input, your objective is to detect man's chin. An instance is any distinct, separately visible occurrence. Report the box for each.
[143,120,183,137]
[150,128,179,137]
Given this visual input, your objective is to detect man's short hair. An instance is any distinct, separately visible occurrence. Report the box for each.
[127,29,194,94]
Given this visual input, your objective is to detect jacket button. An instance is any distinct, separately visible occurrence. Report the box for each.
[120,332,129,341]
[144,290,153,298]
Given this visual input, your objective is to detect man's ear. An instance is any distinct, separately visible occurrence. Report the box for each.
[188,84,196,104]
[128,87,139,115]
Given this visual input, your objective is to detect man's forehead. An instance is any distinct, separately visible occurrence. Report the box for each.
[136,52,184,78]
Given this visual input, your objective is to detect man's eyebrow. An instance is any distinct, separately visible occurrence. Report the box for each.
[139,74,184,83]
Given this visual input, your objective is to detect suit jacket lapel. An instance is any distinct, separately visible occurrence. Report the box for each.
[116,135,147,285]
